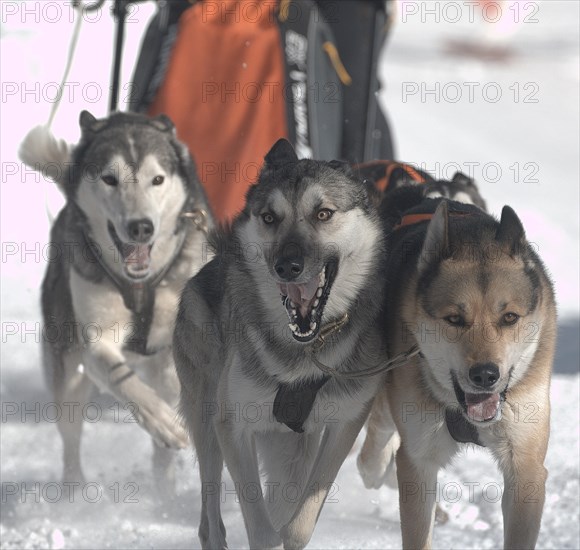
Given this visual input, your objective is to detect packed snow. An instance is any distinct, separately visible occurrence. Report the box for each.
[1,1,578,549]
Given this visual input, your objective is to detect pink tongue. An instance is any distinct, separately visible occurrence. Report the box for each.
[125,244,151,270]
[279,275,320,317]
[465,393,500,422]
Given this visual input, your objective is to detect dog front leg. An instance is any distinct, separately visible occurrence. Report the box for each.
[189,402,227,550]
[215,419,282,549]
[52,350,93,482]
[396,444,439,550]
[501,463,547,550]
[493,393,550,549]
[358,387,400,489]
[281,414,367,550]
[499,416,549,549]
[144,347,182,499]
[82,342,188,449]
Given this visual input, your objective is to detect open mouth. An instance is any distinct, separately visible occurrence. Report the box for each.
[278,262,337,343]
[451,372,503,424]
[108,221,153,280]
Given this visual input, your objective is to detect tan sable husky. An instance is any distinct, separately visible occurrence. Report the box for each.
[358,186,557,549]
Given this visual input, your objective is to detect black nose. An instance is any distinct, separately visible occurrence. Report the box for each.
[127,218,154,243]
[274,256,304,281]
[469,363,500,389]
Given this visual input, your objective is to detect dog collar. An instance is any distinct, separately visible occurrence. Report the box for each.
[309,313,350,354]
[179,207,209,236]
[445,408,485,447]
[273,375,330,433]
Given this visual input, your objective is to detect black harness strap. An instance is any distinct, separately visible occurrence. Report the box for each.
[122,281,155,355]
[273,375,330,433]
[445,407,485,447]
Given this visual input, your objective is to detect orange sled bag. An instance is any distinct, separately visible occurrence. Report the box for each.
[129,0,394,222]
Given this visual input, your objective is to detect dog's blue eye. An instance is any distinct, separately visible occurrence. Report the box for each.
[502,312,520,325]
[152,175,165,186]
[317,209,334,222]
[102,175,118,187]
[262,213,275,224]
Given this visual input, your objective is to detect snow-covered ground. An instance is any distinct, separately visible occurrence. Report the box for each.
[1,1,578,549]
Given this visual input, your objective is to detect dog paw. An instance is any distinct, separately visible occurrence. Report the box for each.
[357,432,400,489]
[137,401,189,450]
[357,452,388,489]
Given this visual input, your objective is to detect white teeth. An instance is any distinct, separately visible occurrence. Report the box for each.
[311,308,317,316]
[291,308,297,316]
[310,322,317,330]
[288,323,314,338]
[319,270,326,286]
[290,300,296,308]
[313,299,319,307]
[316,288,323,298]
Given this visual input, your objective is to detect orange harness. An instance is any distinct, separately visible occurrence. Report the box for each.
[352,160,427,193]
[393,210,471,231]
[392,212,433,230]
[384,161,427,188]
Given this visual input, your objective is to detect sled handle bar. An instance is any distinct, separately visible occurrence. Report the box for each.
[71,0,107,12]
[71,0,150,13]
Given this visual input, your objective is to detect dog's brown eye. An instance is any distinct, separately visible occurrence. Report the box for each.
[445,314,464,327]
[102,175,118,187]
[262,213,275,224]
[152,175,165,186]
[317,209,334,222]
[502,312,520,325]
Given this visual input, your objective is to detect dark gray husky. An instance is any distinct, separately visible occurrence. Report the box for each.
[20,111,213,490]
[174,139,387,549]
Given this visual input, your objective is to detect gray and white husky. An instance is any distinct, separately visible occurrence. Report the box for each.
[174,139,387,549]
[20,111,213,489]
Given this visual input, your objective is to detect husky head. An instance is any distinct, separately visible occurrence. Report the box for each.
[424,172,487,211]
[237,139,382,344]
[414,201,552,425]
[68,110,200,281]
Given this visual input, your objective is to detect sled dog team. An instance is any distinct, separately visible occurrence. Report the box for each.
[21,111,556,549]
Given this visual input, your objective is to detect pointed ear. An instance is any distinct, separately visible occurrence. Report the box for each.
[264,139,298,167]
[327,159,354,179]
[79,110,107,134]
[495,205,525,255]
[452,171,474,186]
[150,113,175,134]
[327,159,347,171]
[418,201,450,273]
[79,110,97,131]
